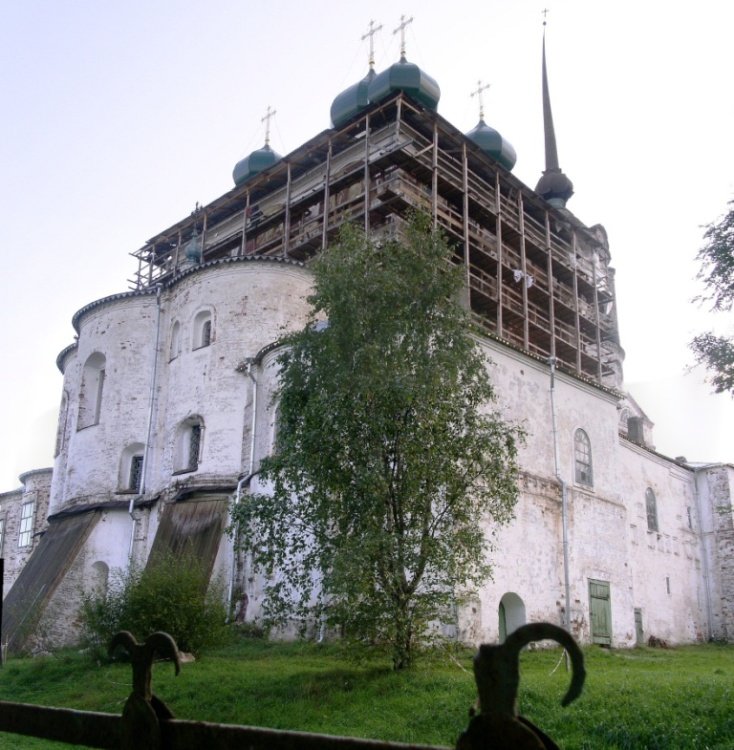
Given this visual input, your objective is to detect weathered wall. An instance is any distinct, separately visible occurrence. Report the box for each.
[3,257,731,651]
[0,469,51,591]
[697,465,734,640]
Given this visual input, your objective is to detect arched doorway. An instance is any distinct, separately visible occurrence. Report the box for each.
[498,592,526,643]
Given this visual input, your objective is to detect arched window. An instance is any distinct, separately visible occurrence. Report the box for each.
[193,310,213,350]
[170,321,182,360]
[78,353,106,429]
[574,428,593,487]
[174,416,204,473]
[645,487,658,532]
[119,443,145,493]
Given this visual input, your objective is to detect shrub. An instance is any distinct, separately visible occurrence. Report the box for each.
[81,553,229,656]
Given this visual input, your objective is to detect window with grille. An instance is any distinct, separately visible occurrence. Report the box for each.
[188,424,202,471]
[18,501,35,548]
[193,310,213,349]
[646,487,658,532]
[574,429,593,487]
[173,417,204,474]
[129,455,144,493]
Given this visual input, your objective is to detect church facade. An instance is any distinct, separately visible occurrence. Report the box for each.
[3,30,734,653]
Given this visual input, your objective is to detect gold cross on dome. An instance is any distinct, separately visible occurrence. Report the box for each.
[362,19,383,70]
[261,105,276,146]
[393,15,413,59]
[470,80,491,121]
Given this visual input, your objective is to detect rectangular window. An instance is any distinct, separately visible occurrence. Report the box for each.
[18,501,35,548]
[188,424,202,471]
[129,455,144,493]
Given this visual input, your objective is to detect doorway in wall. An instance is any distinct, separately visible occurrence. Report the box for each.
[498,592,526,643]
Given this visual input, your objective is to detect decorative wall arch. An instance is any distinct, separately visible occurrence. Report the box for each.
[170,320,182,360]
[78,352,106,429]
[90,561,109,597]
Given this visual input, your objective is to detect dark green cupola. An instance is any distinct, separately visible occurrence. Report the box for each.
[366,56,440,110]
[465,81,516,171]
[331,20,382,128]
[232,106,282,187]
[366,15,440,111]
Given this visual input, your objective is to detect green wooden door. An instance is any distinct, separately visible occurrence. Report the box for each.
[589,579,612,645]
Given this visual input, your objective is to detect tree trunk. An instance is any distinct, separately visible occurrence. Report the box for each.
[392,599,413,670]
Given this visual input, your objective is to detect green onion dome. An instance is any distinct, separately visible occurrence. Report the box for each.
[330,69,377,128]
[366,55,440,111]
[232,144,282,187]
[465,119,517,172]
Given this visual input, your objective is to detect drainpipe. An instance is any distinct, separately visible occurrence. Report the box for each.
[129,285,163,560]
[227,360,260,618]
[549,357,572,632]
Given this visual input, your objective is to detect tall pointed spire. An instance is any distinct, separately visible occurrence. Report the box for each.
[535,15,574,208]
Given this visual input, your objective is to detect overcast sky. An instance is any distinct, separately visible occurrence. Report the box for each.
[1,0,733,490]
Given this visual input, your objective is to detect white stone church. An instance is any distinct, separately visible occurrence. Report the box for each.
[2,26,733,653]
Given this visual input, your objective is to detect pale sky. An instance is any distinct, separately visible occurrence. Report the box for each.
[1,0,733,490]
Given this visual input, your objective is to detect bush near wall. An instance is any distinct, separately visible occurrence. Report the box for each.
[81,553,229,656]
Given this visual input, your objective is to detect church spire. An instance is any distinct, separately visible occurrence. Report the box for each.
[535,14,574,209]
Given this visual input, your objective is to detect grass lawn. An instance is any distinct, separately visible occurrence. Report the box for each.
[0,638,731,749]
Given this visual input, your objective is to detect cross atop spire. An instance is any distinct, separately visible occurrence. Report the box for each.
[542,7,549,26]
[362,20,383,70]
[261,106,276,147]
[470,80,491,121]
[393,15,413,60]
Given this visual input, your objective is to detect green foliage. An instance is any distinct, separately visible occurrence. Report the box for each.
[232,215,523,668]
[690,331,734,395]
[691,200,734,394]
[81,553,228,656]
